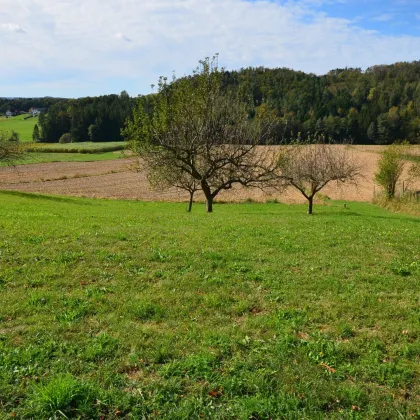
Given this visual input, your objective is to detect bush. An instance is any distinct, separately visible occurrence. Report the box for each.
[375,145,404,198]
[59,133,73,144]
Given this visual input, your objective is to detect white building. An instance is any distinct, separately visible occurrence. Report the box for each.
[5,110,12,118]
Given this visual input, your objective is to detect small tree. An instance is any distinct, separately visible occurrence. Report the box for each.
[147,164,201,212]
[124,56,279,212]
[32,124,40,142]
[0,130,22,165]
[9,130,20,143]
[278,142,362,214]
[375,145,404,199]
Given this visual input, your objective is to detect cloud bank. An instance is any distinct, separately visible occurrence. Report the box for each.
[1,0,420,97]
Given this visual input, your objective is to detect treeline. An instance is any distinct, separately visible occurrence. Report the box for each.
[0,97,64,114]
[7,61,420,144]
[222,61,420,144]
[38,92,135,143]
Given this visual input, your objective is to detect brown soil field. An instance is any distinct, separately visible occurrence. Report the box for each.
[1,145,419,204]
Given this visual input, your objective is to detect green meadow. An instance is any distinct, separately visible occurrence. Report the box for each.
[24,142,127,153]
[0,115,39,142]
[0,193,418,418]
[0,151,126,167]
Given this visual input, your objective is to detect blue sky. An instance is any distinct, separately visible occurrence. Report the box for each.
[1,0,420,98]
[310,0,420,36]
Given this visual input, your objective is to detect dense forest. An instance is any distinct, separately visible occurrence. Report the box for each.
[0,97,65,114]
[38,92,135,143]
[3,61,420,144]
[222,61,420,144]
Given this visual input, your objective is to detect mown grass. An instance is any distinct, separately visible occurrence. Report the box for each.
[24,141,127,154]
[0,151,126,166]
[0,193,418,418]
[0,115,39,142]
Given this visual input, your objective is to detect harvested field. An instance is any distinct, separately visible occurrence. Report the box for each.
[1,145,419,203]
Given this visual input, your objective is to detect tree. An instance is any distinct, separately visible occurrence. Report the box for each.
[0,130,22,165]
[367,122,377,143]
[124,56,279,212]
[33,124,40,142]
[375,145,405,198]
[277,141,362,214]
[147,163,201,212]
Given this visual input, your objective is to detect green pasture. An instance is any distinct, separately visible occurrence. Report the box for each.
[0,115,39,142]
[3,151,126,166]
[24,141,127,153]
[0,142,128,166]
[0,194,418,418]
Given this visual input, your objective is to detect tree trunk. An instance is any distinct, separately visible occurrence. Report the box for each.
[206,196,213,213]
[201,180,214,213]
[308,196,314,215]
[187,191,194,212]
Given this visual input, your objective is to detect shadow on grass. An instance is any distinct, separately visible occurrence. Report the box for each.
[0,190,93,205]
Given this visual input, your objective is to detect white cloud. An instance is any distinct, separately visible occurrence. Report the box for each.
[1,0,420,97]
[0,23,26,33]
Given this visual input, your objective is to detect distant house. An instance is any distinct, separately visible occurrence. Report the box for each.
[5,110,12,118]
[32,108,41,116]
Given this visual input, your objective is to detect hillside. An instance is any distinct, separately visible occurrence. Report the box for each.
[3,61,420,145]
[0,114,39,142]
[221,61,420,144]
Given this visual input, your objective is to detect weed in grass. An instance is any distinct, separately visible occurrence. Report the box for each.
[128,302,166,321]
[84,333,120,362]
[85,286,112,299]
[56,298,90,323]
[28,293,50,307]
[337,322,354,339]
[390,259,419,276]
[29,374,98,419]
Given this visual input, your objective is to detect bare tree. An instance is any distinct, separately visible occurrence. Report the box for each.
[277,142,363,214]
[124,56,279,212]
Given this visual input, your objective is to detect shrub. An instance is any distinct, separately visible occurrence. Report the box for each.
[59,133,73,144]
[375,145,404,198]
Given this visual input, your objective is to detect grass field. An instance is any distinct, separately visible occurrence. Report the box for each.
[0,193,418,418]
[24,141,127,154]
[10,151,126,165]
[0,115,39,142]
[0,142,128,166]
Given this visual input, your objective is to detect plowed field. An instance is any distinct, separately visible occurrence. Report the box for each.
[1,146,419,203]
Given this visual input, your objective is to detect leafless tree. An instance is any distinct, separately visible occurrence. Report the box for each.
[277,142,363,214]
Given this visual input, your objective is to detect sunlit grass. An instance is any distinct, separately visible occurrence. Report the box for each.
[0,193,418,418]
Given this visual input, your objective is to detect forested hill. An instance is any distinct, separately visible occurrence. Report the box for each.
[3,61,420,144]
[38,92,135,143]
[0,97,65,114]
[222,61,420,144]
